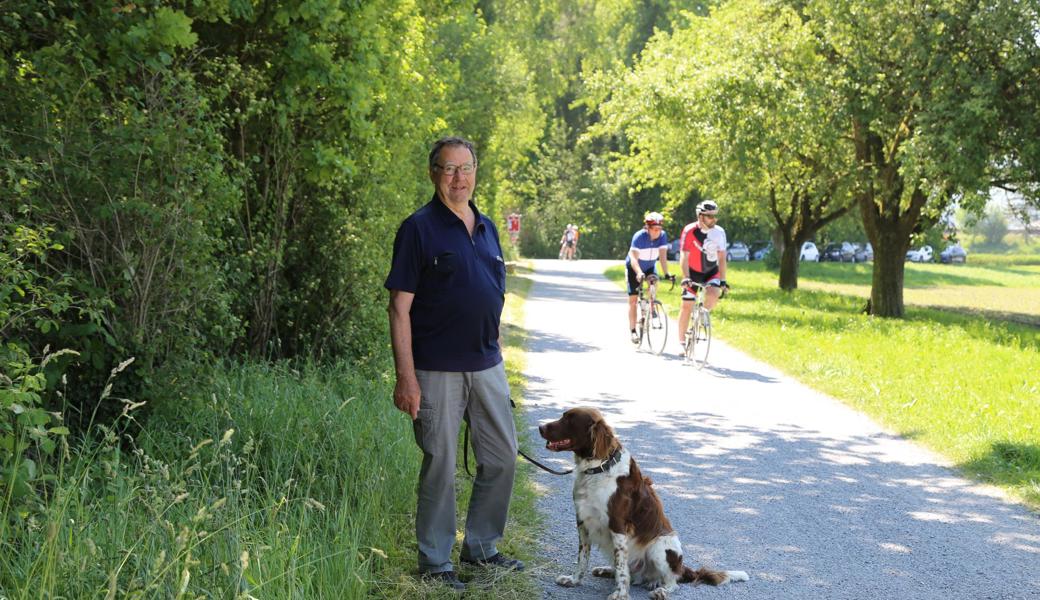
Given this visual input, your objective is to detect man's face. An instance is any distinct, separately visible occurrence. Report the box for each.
[699,213,717,229]
[430,145,477,205]
[647,223,663,239]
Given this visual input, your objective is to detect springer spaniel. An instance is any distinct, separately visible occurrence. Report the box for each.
[539,407,748,599]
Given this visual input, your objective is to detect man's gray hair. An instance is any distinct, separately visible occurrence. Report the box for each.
[428,136,477,171]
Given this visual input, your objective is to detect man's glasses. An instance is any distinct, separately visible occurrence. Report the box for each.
[435,163,476,177]
[700,213,718,220]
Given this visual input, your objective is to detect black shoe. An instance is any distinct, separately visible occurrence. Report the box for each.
[421,570,465,592]
[461,553,525,571]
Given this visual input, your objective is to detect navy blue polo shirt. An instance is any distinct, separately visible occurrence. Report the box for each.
[384,195,506,372]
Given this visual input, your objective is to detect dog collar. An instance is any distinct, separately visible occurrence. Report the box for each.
[584,448,623,475]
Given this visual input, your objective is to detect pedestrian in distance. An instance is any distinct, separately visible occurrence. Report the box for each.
[385,136,523,593]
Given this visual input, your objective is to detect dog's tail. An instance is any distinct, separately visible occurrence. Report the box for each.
[679,566,749,586]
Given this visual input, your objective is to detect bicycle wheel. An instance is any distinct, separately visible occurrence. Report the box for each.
[689,309,711,369]
[644,300,668,355]
[573,247,582,260]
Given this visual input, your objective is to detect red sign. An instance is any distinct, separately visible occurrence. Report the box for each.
[507,213,521,234]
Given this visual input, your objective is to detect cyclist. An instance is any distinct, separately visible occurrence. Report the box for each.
[626,212,672,343]
[559,223,578,260]
[677,200,728,349]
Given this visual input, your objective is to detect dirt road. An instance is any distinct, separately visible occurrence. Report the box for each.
[520,259,1040,600]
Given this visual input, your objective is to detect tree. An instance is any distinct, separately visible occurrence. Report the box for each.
[595,1,854,288]
[805,0,1040,316]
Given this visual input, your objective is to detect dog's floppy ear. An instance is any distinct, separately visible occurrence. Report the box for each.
[589,418,616,460]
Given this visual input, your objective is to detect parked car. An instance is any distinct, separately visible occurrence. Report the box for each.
[905,245,934,263]
[750,241,772,261]
[854,242,873,262]
[667,237,681,261]
[799,241,820,262]
[821,242,856,262]
[939,243,967,264]
[728,241,751,261]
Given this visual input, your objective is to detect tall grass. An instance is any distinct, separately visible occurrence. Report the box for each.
[1,271,541,599]
[1,361,414,599]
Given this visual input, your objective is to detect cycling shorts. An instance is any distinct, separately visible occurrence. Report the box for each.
[626,262,656,296]
[682,269,721,300]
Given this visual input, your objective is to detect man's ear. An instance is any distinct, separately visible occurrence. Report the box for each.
[590,419,616,460]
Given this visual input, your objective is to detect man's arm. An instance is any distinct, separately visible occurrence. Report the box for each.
[628,249,643,278]
[680,250,690,280]
[718,250,728,282]
[388,289,420,419]
[658,246,670,277]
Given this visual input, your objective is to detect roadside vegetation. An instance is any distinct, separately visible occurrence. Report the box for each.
[0,272,539,599]
[606,261,1040,509]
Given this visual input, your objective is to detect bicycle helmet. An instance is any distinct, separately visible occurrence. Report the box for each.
[696,201,718,216]
[644,211,665,226]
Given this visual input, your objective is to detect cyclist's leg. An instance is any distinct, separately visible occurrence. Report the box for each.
[702,270,723,310]
[704,286,722,310]
[626,263,641,334]
[677,298,694,344]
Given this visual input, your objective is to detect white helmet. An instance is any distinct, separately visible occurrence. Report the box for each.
[644,211,664,226]
[696,200,718,216]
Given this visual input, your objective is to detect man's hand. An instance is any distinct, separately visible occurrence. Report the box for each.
[720,279,730,289]
[635,271,644,283]
[393,374,421,419]
[681,277,693,287]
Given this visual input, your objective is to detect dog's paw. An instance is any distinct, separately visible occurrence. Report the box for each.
[556,575,579,587]
[726,570,749,583]
[591,566,615,578]
[606,590,630,600]
[648,588,668,600]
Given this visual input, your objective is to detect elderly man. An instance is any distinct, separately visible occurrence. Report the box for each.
[385,136,522,592]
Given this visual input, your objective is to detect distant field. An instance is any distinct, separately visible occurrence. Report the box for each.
[784,261,1040,326]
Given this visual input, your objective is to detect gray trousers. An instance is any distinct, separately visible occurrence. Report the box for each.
[413,361,518,574]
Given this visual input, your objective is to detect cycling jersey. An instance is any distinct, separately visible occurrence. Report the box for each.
[626,229,669,273]
[681,223,727,273]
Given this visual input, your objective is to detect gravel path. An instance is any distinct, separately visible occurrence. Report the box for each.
[519,259,1040,600]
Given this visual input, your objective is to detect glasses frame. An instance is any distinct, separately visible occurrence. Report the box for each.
[434,162,477,177]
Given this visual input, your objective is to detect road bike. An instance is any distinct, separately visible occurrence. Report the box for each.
[633,273,674,355]
[681,281,727,369]
[558,244,581,260]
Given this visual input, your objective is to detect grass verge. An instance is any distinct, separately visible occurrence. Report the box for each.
[0,271,540,599]
[606,262,1040,509]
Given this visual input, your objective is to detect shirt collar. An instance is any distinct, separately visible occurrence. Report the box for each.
[430,193,485,230]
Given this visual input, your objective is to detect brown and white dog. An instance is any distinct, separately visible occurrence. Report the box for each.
[539,407,748,600]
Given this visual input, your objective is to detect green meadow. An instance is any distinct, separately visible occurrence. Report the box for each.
[607,259,1040,508]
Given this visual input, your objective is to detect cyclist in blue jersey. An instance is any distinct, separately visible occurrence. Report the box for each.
[626,212,672,343]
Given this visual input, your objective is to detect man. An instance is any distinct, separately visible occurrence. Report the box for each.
[385,136,522,593]
[559,224,577,260]
[626,212,671,343]
[677,200,728,348]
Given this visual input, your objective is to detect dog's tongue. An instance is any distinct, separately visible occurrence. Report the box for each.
[546,439,571,451]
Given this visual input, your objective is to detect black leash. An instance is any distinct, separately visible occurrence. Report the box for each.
[464,422,574,476]
[463,398,574,476]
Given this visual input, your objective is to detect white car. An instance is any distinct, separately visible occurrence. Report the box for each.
[728,242,751,261]
[799,241,820,262]
[906,245,934,263]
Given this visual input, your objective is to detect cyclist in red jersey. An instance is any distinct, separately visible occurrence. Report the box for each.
[677,201,728,349]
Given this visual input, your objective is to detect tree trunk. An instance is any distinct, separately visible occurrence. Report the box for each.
[868,225,910,317]
[778,236,802,290]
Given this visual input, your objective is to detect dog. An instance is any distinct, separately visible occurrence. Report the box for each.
[539,407,748,599]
